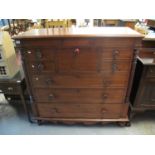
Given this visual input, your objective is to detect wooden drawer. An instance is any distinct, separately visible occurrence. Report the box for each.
[37,103,123,119]
[100,48,133,60]
[31,72,129,88]
[24,48,56,61]
[27,60,55,73]
[0,83,20,94]
[34,88,126,103]
[57,47,131,72]
[22,39,61,48]
[57,47,98,72]
[62,38,94,47]
[139,48,155,58]
[25,47,131,73]
[100,60,131,72]
[95,38,134,47]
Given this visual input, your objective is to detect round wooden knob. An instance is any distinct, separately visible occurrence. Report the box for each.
[101,108,107,113]
[74,48,80,54]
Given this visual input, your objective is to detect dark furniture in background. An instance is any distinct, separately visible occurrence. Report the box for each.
[0,71,31,122]
[13,27,142,125]
[147,19,155,30]
[130,39,155,117]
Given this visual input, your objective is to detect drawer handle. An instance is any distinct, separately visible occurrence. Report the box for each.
[101,108,107,114]
[113,50,119,59]
[102,94,108,100]
[45,78,54,85]
[74,48,80,55]
[7,97,11,101]
[27,50,31,54]
[114,50,119,55]
[112,63,117,73]
[48,94,55,100]
[8,87,13,91]
[37,63,44,70]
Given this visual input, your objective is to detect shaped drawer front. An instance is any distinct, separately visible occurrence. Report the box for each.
[31,72,129,88]
[37,103,123,119]
[33,88,126,104]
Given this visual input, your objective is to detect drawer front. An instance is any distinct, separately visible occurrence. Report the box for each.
[100,48,133,60]
[27,61,55,73]
[24,47,132,73]
[0,83,19,94]
[22,39,61,48]
[62,38,94,47]
[57,48,131,72]
[57,47,98,72]
[37,103,123,119]
[100,60,131,72]
[139,48,155,58]
[146,66,155,77]
[34,88,126,103]
[24,48,56,61]
[95,38,134,47]
[31,72,129,88]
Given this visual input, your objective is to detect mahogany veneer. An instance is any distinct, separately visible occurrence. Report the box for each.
[13,27,142,125]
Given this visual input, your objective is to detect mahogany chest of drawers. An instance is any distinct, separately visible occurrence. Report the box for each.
[13,27,142,125]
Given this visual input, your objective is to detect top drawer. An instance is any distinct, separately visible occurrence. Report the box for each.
[62,38,94,48]
[21,39,61,48]
[21,37,135,49]
[94,38,135,47]
[62,38,135,48]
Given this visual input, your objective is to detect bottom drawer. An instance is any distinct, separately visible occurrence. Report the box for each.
[37,103,126,119]
[0,83,20,94]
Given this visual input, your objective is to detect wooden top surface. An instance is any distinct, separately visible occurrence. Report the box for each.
[13,27,143,39]
[143,36,155,41]
[138,57,155,65]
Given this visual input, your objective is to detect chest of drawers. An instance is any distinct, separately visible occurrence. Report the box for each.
[13,27,142,125]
